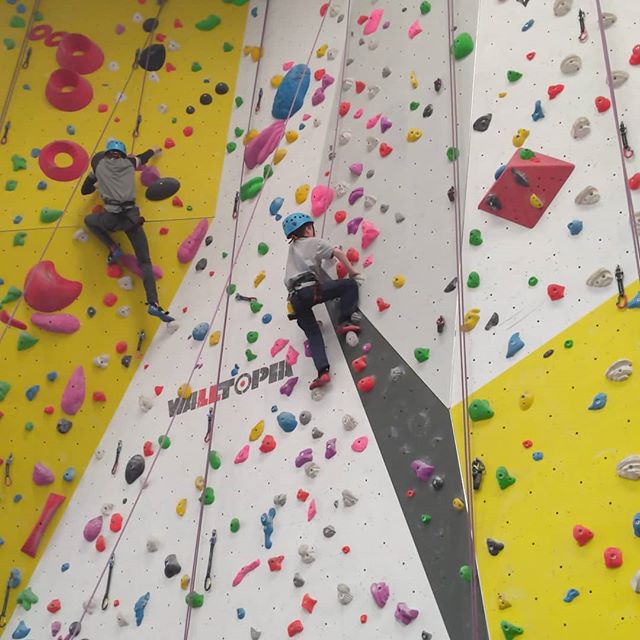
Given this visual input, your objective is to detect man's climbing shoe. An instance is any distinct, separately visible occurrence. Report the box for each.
[309,372,331,390]
[107,245,122,266]
[147,303,174,323]
[336,323,361,335]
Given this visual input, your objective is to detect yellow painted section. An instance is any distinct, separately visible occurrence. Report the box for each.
[0,0,249,629]
[452,290,640,638]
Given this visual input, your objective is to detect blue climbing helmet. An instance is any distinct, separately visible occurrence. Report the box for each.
[106,139,127,155]
[282,212,313,238]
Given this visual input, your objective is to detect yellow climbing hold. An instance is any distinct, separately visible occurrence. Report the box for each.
[407,128,423,142]
[519,392,534,410]
[392,275,405,288]
[316,44,328,58]
[177,384,192,399]
[209,331,221,346]
[249,419,264,442]
[529,193,543,209]
[273,148,287,165]
[243,45,262,61]
[176,498,187,517]
[452,497,465,511]
[244,129,259,145]
[409,70,419,89]
[180,574,190,590]
[295,184,310,204]
[254,271,266,288]
[512,128,530,148]
[497,593,511,610]
[461,308,481,332]
[195,475,205,491]
[285,130,299,144]
[271,74,283,88]
[498,91,507,98]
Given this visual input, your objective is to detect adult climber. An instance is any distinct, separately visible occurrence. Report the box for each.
[283,212,362,390]
[81,139,174,322]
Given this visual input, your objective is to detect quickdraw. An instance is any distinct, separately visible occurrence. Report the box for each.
[255,87,263,113]
[204,530,217,591]
[101,553,115,610]
[204,407,214,444]
[111,441,123,476]
[0,121,10,145]
[4,453,13,487]
[620,121,634,159]
[615,265,627,309]
[0,573,12,628]
[21,47,32,70]
[578,9,588,42]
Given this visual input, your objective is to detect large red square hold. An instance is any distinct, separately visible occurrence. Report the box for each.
[478,150,575,229]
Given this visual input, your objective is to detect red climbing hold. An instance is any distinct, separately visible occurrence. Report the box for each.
[95,535,106,552]
[106,264,122,278]
[301,593,317,613]
[143,441,154,457]
[102,292,117,307]
[268,555,284,571]
[346,248,360,263]
[154,385,164,396]
[572,524,594,546]
[47,599,61,613]
[173,18,183,28]
[376,298,390,311]
[547,84,564,99]
[360,614,368,624]
[98,103,108,112]
[339,101,351,117]
[164,138,175,149]
[115,341,127,354]
[628,173,640,190]
[183,126,193,137]
[595,96,611,113]
[44,406,54,415]
[379,143,393,157]
[38,139,89,182]
[334,210,347,223]
[547,283,565,301]
[352,356,367,373]
[159,227,169,235]
[56,33,104,75]
[172,196,183,207]
[45,69,93,111]
[314,68,325,81]
[110,513,123,532]
[357,15,368,25]
[259,434,276,453]
[319,3,329,17]
[342,545,351,554]
[522,439,533,449]
[24,260,83,312]
[603,546,622,568]
[355,80,366,94]
[287,620,304,637]
[406,489,416,498]
[629,44,640,65]
[296,489,309,502]
[92,391,106,402]
[357,376,376,393]
[166,62,176,72]
[0,310,27,329]
[526,51,536,61]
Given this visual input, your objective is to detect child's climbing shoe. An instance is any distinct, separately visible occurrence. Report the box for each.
[336,323,361,335]
[309,372,331,390]
[147,303,174,323]
[107,245,122,265]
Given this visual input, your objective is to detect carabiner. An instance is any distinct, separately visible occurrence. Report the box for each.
[615,265,627,309]
[578,9,588,42]
[0,121,10,145]
[4,453,13,487]
[620,122,634,159]
[204,407,214,443]
[21,47,32,70]
[232,190,240,219]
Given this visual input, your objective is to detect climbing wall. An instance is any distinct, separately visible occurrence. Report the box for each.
[451,0,640,638]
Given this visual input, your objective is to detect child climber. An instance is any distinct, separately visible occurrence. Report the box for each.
[81,139,174,322]
[283,212,362,390]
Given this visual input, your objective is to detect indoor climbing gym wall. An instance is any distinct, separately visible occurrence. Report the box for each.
[1,0,639,640]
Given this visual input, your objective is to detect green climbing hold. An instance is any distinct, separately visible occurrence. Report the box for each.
[564,339,574,349]
[17,331,39,351]
[263,164,273,179]
[446,147,459,161]
[249,300,263,314]
[500,621,524,640]
[11,154,26,171]
[247,331,259,344]
[496,466,516,490]
[10,15,26,28]
[16,586,38,610]
[420,1,432,15]
[200,486,215,505]
[451,32,474,60]
[185,591,204,608]
[34,10,43,21]
[467,271,480,288]
[528,276,538,286]
[40,208,63,224]
[469,229,483,246]
[240,176,264,201]
[257,242,269,256]
[25,421,34,432]
[420,514,432,524]
[223,42,234,52]
[171,117,178,124]
[6,180,17,191]
[507,70,523,82]
[2,285,22,304]
[227,283,237,296]
[409,101,420,111]
[3,38,15,50]
[209,450,221,470]
[414,348,430,363]
[519,148,535,160]
[186,205,193,212]
[459,565,471,583]
[221,251,228,258]
[13,232,27,246]
[235,96,244,108]
[226,142,237,153]
[195,15,221,31]
[0,381,11,401]
[158,435,171,449]
[245,349,257,361]
[230,517,240,533]
[191,62,202,72]
[234,127,244,137]
[223,0,250,5]
[468,399,494,421]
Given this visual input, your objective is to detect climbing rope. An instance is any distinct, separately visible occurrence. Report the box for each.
[445,1,482,639]
[0,0,41,144]
[0,1,167,347]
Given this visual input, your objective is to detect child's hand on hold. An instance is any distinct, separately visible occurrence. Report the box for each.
[153,147,162,156]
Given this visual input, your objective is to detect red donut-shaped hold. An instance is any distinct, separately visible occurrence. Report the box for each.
[44,30,68,47]
[29,24,52,41]
[56,33,104,74]
[45,68,93,111]
[38,140,89,182]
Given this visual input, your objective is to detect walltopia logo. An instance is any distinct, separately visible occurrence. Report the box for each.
[167,359,294,417]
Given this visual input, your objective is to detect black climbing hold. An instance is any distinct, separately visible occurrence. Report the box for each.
[447,186,455,202]
[142,17,159,33]
[121,355,132,368]
[423,104,433,118]
[434,78,442,92]
[484,312,499,330]
[205,235,213,246]
[486,538,504,556]
[57,418,72,434]
[511,168,529,187]
[186,105,195,115]
[299,411,312,425]
[215,82,229,95]
[146,177,181,201]
[199,93,213,106]
[472,113,492,132]
[195,258,207,272]
[485,194,502,211]
[422,632,433,640]
[125,454,145,484]
[444,277,457,293]
[87,306,96,318]
[311,427,324,439]
[138,44,166,72]
[164,553,181,578]
[431,475,444,490]
[543,349,554,359]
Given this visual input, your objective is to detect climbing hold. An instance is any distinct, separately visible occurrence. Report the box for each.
[496,466,516,490]
[83,516,103,542]
[277,411,297,433]
[519,392,534,410]
[17,331,38,351]
[605,359,632,382]
[532,100,544,122]
[469,229,483,245]
[473,114,492,132]
[547,284,565,301]
[462,308,481,331]
[588,392,607,411]
[11,621,30,639]
[414,348,430,363]
[595,96,611,113]
[567,219,583,235]
[287,620,304,637]
[487,538,505,556]
[500,621,524,640]
[33,462,54,485]
[125,454,145,484]
[394,602,419,625]
[392,275,405,288]
[134,592,150,626]
[272,64,310,119]
[507,70,523,82]
[506,333,525,358]
[195,15,221,31]
[411,460,435,481]
[467,271,480,288]
[164,554,181,578]
[604,547,623,568]
[451,32,474,60]
[617,455,640,480]
[564,588,580,603]
[240,176,264,201]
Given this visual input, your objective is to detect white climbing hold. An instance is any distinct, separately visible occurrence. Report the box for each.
[601,12,616,27]
[342,414,358,431]
[311,388,325,402]
[298,544,316,564]
[631,570,640,594]
[342,78,354,91]
[560,54,582,74]
[342,489,358,507]
[158,103,169,114]
[313,118,321,128]
[100,503,114,516]
[117,612,130,627]
[146,535,160,552]
[575,186,600,205]
[148,72,159,83]
[616,455,640,480]
[107,61,119,72]
[381,66,391,78]
[250,628,262,640]
[368,41,378,51]
[337,583,354,605]
[345,331,359,347]
[73,228,89,242]
[367,85,380,99]
[117,276,133,291]
[93,354,110,369]
[327,48,338,60]
[132,11,143,22]
[273,494,287,507]
[116,306,130,318]
[395,212,405,223]
[94,448,105,460]
[364,195,377,209]
[339,131,352,145]
[608,70,629,88]
[605,359,632,382]
[571,117,590,140]
[366,136,380,151]
[586,267,613,287]
[305,462,320,478]
[166,321,180,335]
[168,39,180,51]
[334,182,348,197]
[553,0,573,17]
[138,395,154,412]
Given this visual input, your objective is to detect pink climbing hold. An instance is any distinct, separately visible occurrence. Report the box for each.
[311,88,325,106]
[140,165,160,187]
[366,114,382,129]
[349,162,363,176]
[178,219,208,264]
[283,60,294,70]
[232,559,261,587]
[32,462,55,486]
[363,8,384,35]
[244,120,286,170]
[83,515,103,542]
[311,185,334,217]
[351,436,369,453]
[234,444,250,464]
[24,260,82,313]
[363,255,374,268]
[30,312,80,334]
[307,499,317,522]
[61,366,86,416]
[408,19,423,39]
[270,338,289,357]
[361,220,380,249]
[411,460,435,481]
[119,253,163,280]
[286,346,299,365]
[321,74,334,89]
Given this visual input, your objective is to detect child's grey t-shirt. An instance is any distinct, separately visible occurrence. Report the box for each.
[284,237,335,290]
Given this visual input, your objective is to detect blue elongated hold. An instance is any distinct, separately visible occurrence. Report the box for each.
[632,512,640,537]
[272,63,311,120]
[277,411,297,433]
[9,567,22,588]
[531,100,544,122]
[61,562,70,572]
[11,620,30,639]
[563,588,580,603]
[588,392,607,410]
[494,164,506,180]
[261,506,276,549]
[191,322,209,341]
[25,384,39,401]
[134,592,150,626]
[251,6,258,17]
[522,19,534,31]
[506,332,525,358]
[237,607,246,619]
[627,291,640,308]
[269,196,284,216]
[567,219,583,236]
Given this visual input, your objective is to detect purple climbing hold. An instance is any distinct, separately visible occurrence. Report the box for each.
[370,581,390,608]
[280,376,298,397]
[321,73,335,89]
[295,448,313,468]
[32,462,55,485]
[395,602,419,625]
[380,116,392,133]
[83,516,103,542]
[411,460,435,481]
[325,438,337,459]
[140,166,161,187]
[348,188,364,206]
[347,216,364,234]
[311,88,325,106]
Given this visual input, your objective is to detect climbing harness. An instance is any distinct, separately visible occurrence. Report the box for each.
[4,453,13,487]
[620,121,634,159]
[255,87,263,113]
[203,530,217,591]
[101,554,115,610]
[615,265,627,309]
[578,9,588,42]
[111,441,123,476]
[0,574,12,628]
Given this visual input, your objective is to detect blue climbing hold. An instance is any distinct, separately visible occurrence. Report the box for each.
[9,568,21,588]
[632,512,640,537]
[13,494,22,503]
[0,537,4,546]
[13,215,22,224]
[66,125,75,135]
[272,64,311,120]
[588,392,607,411]
[522,19,534,31]
[251,6,258,17]
[277,411,297,432]
[270,405,277,412]
[261,506,276,549]
[237,607,246,620]
[30,148,39,158]
[16,2,26,12]
[191,322,209,341]
[563,588,580,603]
[25,384,39,401]
[269,197,284,217]
[627,291,640,308]
[21,84,30,91]
[506,332,525,358]
[63,467,76,482]
[298,122,306,130]
[567,219,583,236]
[37,181,47,190]
[11,620,30,640]
[531,100,544,122]
[47,371,57,382]
[61,562,70,572]
[532,451,544,461]
[134,592,150,626]
[261,313,272,324]
[494,164,506,180]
